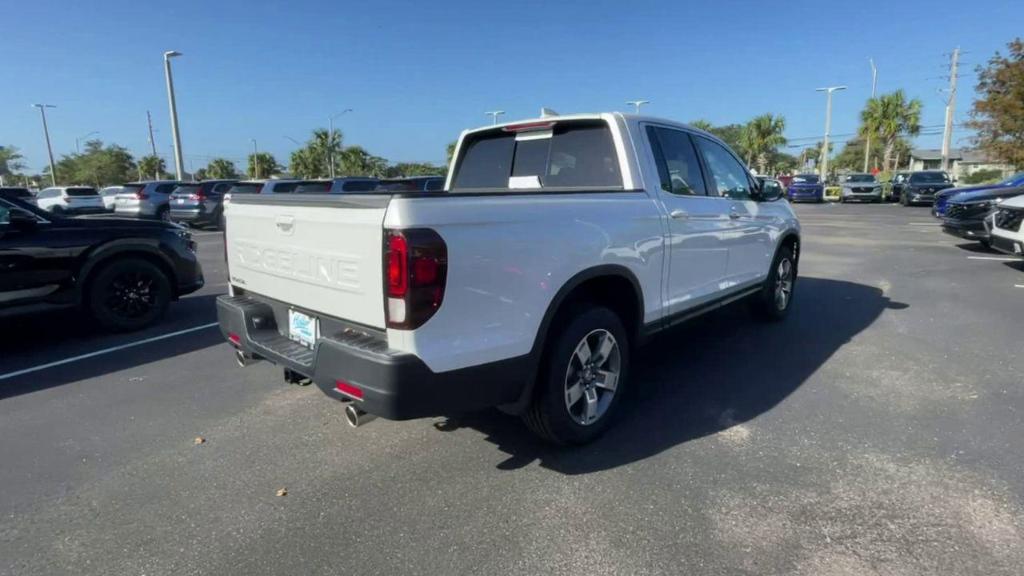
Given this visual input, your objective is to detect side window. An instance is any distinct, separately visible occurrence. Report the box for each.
[694,137,752,199]
[647,127,706,196]
[425,179,444,191]
[342,180,378,192]
[0,202,10,224]
[155,184,176,194]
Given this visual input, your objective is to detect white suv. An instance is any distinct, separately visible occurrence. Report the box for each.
[34,186,106,214]
[988,194,1024,257]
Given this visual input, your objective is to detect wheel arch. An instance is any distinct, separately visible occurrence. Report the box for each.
[78,242,179,304]
[501,264,645,414]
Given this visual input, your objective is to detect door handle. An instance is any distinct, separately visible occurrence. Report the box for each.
[669,209,688,220]
[728,208,741,219]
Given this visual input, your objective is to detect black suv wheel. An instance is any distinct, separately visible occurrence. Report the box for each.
[87,258,171,332]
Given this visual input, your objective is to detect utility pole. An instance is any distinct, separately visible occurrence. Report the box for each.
[485,110,505,125]
[146,110,159,179]
[864,58,877,173]
[940,47,960,173]
[328,109,352,179]
[163,50,185,181]
[33,104,58,186]
[251,139,259,179]
[816,86,847,183]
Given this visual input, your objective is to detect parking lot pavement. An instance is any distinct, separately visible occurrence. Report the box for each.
[2,205,1023,576]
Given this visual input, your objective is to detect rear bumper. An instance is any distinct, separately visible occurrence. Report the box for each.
[66,206,107,215]
[990,232,1024,256]
[841,191,882,201]
[787,190,823,202]
[216,293,530,420]
[169,207,211,223]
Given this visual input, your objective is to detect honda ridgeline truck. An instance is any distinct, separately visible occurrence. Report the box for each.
[217,112,801,444]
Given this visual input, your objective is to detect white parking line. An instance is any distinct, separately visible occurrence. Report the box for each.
[1015,285,1024,289]
[908,222,941,226]
[967,256,1019,261]
[0,322,219,382]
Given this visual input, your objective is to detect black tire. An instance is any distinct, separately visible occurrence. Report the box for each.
[87,258,171,332]
[156,206,171,222]
[980,239,992,250]
[751,245,796,321]
[51,206,65,215]
[216,209,225,231]
[523,305,631,445]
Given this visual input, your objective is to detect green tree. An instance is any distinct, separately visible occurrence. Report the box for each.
[386,162,447,178]
[967,39,1024,169]
[0,145,27,184]
[860,90,922,172]
[205,158,239,179]
[962,168,1005,184]
[138,155,167,180]
[446,141,457,166]
[708,124,745,154]
[688,119,715,132]
[50,140,137,186]
[338,146,388,177]
[247,152,280,179]
[289,128,342,178]
[739,114,787,173]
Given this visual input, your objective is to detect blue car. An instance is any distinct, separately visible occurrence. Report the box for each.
[933,172,1024,217]
[786,174,824,203]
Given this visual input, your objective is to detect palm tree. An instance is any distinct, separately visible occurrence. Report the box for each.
[311,128,343,176]
[859,90,922,172]
[740,114,787,174]
[205,158,238,179]
[688,119,715,132]
[137,155,166,180]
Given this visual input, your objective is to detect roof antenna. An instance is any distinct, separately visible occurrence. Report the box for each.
[540,107,559,118]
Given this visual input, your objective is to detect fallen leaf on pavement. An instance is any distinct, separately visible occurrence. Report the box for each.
[276,488,288,497]
[194,437,205,445]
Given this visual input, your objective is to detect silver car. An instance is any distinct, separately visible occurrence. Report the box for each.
[840,173,883,203]
[113,180,182,220]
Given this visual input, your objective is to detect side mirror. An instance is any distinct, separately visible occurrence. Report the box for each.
[6,208,39,229]
[756,180,784,202]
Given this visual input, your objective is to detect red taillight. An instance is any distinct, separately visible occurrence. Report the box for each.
[228,332,241,345]
[384,229,447,330]
[387,234,408,297]
[502,121,556,133]
[134,191,149,200]
[334,380,363,399]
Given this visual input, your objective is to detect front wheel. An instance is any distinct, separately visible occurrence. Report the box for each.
[751,245,796,321]
[87,258,171,332]
[523,305,630,445]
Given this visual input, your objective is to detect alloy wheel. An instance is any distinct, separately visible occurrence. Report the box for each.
[564,329,621,426]
[104,270,157,319]
[775,258,793,311]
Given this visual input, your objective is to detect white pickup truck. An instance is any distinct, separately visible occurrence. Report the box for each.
[217,112,801,444]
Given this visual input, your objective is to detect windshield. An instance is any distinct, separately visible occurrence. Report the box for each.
[1001,172,1024,186]
[910,172,951,183]
[65,187,98,197]
[845,174,876,183]
[793,175,820,183]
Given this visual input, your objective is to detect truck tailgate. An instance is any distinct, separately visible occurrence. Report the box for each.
[225,194,391,329]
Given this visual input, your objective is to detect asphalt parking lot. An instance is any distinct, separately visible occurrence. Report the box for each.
[2,204,1023,576]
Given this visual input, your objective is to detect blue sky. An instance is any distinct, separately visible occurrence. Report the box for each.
[2,0,1020,173]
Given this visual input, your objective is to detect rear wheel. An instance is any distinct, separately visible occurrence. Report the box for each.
[751,245,796,321]
[980,238,992,250]
[157,206,171,222]
[523,305,630,445]
[87,258,171,332]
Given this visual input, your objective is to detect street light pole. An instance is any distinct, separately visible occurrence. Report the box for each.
[328,108,352,179]
[625,100,650,114]
[32,104,58,186]
[816,86,847,182]
[163,50,185,181]
[75,131,99,154]
[251,139,259,179]
[485,110,505,125]
[864,58,877,173]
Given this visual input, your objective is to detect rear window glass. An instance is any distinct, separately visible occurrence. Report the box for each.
[173,185,199,195]
[0,188,32,198]
[452,121,622,190]
[270,182,301,193]
[228,183,264,194]
[66,187,98,196]
[341,180,378,192]
[793,175,820,183]
[293,181,332,194]
[378,180,421,192]
[122,184,145,193]
[910,172,950,183]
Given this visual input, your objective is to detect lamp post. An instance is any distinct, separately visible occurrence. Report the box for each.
[625,100,650,114]
[328,108,352,178]
[251,139,260,179]
[163,50,185,181]
[32,104,58,186]
[75,131,99,154]
[485,110,505,125]
[815,86,847,182]
[864,58,877,172]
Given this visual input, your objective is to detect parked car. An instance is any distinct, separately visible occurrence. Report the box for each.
[786,174,824,203]
[217,112,801,444]
[0,195,203,331]
[941,186,1024,248]
[839,173,882,203]
[291,177,380,193]
[98,186,123,211]
[0,187,35,202]
[933,172,1024,217]
[251,179,307,194]
[899,171,954,206]
[889,171,909,202]
[168,180,238,229]
[987,194,1024,257]
[113,180,182,221]
[377,176,445,192]
[34,186,106,215]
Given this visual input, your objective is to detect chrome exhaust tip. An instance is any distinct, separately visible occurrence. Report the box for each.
[235,349,258,368]
[345,404,376,428]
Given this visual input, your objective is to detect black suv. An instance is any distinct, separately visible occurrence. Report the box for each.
[900,171,955,206]
[0,196,203,331]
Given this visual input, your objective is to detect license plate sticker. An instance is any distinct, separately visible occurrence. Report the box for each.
[288,309,319,348]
